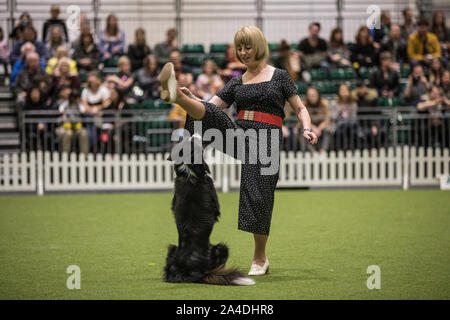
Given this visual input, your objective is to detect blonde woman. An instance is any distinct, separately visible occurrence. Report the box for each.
[159,26,317,276]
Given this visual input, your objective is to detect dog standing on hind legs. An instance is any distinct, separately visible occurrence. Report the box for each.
[164,136,255,286]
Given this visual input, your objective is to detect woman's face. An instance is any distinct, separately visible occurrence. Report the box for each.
[442,71,450,85]
[87,75,100,89]
[339,85,350,100]
[108,16,117,29]
[136,31,145,44]
[236,43,254,65]
[431,58,441,71]
[120,60,131,73]
[30,88,40,103]
[435,12,444,25]
[59,62,70,75]
[203,61,214,75]
[51,27,62,41]
[82,35,92,47]
[334,31,342,42]
[306,88,319,105]
[430,86,441,100]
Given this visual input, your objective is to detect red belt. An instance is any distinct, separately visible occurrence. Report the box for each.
[237,110,282,128]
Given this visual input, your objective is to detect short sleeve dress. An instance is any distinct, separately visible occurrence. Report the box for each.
[184,68,298,235]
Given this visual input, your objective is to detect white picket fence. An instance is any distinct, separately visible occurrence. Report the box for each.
[0,146,449,194]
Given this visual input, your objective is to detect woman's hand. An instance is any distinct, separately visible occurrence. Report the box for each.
[180,86,203,102]
[303,130,318,145]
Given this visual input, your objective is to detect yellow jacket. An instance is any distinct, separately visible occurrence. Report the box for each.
[407,32,441,61]
[45,58,78,76]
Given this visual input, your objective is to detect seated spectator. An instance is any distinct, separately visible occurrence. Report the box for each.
[401,8,417,40]
[440,70,450,99]
[46,26,66,58]
[170,48,192,78]
[0,27,10,81]
[351,80,379,107]
[403,64,430,106]
[127,28,151,72]
[372,10,391,46]
[299,87,331,154]
[407,17,441,68]
[14,52,50,102]
[49,58,81,106]
[351,25,377,69]
[69,13,93,49]
[98,14,125,61]
[328,27,351,68]
[298,22,328,69]
[46,46,78,76]
[218,44,246,83]
[133,54,160,102]
[11,26,49,65]
[380,23,408,70]
[11,42,46,86]
[81,72,111,151]
[332,84,359,150]
[431,11,449,64]
[99,86,129,148]
[417,85,449,147]
[105,56,134,94]
[369,51,400,98]
[154,28,178,66]
[272,40,301,81]
[57,89,88,154]
[72,32,102,75]
[429,57,445,85]
[195,59,224,101]
[10,12,33,41]
[42,5,68,43]
[24,86,50,139]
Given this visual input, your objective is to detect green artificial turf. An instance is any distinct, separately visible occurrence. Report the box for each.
[0,189,449,300]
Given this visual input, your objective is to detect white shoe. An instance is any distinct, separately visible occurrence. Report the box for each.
[248,259,269,276]
[231,277,256,286]
[159,62,177,103]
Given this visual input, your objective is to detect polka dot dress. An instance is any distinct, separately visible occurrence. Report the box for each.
[184,68,298,235]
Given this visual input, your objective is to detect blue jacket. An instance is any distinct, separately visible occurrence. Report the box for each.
[10,57,46,87]
[11,40,50,65]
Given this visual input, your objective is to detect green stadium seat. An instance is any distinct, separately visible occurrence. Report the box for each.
[129,102,141,110]
[181,44,205,54]
[399,66,410,78]
[316,81,337,94]
[268,42,279,52]
[208,53,225,66]
[379,97,401,107]
[183,54,206,67]
[310,68,328,80]
[209,43,228,53]
[152,99,171,110]
[346,42,356,51]
[296,82,308,94]
[290,42,299,51]
[359,67,374,80]
[103,56,120,68]
[331,68,355,80]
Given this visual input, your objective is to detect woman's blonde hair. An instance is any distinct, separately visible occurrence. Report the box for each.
[117,56,130,68]
[234,26,269,63]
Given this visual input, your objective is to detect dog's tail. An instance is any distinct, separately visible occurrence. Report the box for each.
[203,265,255,286]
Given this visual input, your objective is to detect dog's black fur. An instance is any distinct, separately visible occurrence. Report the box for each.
[164,137,249,285]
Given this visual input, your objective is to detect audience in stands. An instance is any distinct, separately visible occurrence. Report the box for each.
[0,27,10,81]
[11,26,49,65]
[369,51,400,98]
[401,8,417,40]
[300,87,331,153]
[132,54,160,102]
[431,11,449,64]
[328,27,351,68]
[403,64,430,106]
[98,14,125,61]
[42,5,69,43]
[127,28,151,72]
[10,12,33,41]
[298,22,328,70]
[273,40,301,81]
[14,52,49,101]
[72,32,102,76]
[11,42,46,86]
[351,25,377,69]
[154,28,178,66]
[57,89,89,154]
[218,44,246,83]
[380,23,408,70]
[333,84,359,150]
[195,59,223,101]
[170,48,192,78]
[46,46,78,76]
[407,17,441,68]
[105,56,134,95]
[49,58,81,106]
[46,26,66,58]
[429,57,445,85]
[352,80,379,107]
[372,10,391,46]
[440,70,450,99]
[70,13,94,50]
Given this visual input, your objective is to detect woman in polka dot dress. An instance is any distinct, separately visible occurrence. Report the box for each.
[160,26,318,276]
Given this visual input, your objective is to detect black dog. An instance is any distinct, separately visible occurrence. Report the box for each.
[164,136,254,286]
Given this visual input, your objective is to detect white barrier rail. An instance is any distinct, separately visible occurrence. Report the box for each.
[1,147,449,194]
